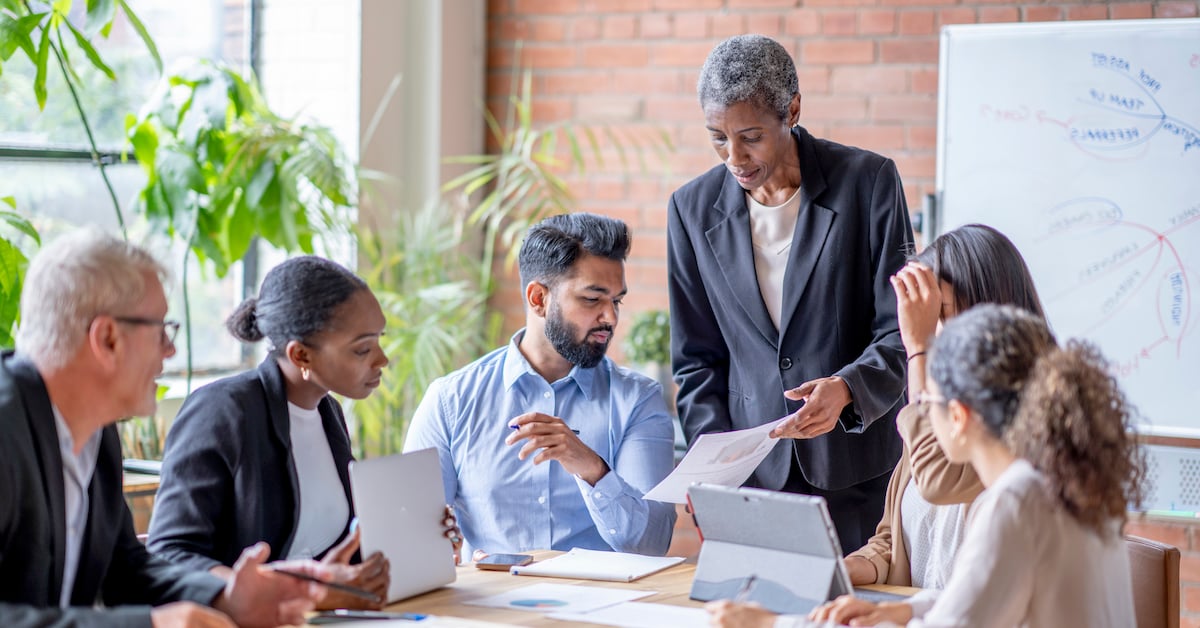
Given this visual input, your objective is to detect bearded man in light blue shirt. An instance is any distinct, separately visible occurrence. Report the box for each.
[404,213,677,556]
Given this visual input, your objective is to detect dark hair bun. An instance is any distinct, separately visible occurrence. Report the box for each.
[225,297,264,342]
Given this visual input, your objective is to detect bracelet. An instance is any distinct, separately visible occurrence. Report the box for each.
[906,351,926,361]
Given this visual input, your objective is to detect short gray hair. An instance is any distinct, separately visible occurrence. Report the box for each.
[697,34,798,121]
[16,229,168,371]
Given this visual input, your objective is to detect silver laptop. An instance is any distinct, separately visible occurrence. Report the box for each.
[687,483,907,615]
[348,447,456,602]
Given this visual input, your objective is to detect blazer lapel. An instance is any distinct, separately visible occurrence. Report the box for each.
[779,127,835,334]
[72,426,122,605]
[258,359,299,558]
[705,173,780,347]
[9,356,68,602]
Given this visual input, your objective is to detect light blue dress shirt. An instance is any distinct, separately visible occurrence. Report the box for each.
[405,330,677,556]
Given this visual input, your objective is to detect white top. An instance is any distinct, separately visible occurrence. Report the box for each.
[775,459,1135,628]
[52,406,101,608]
[285,401,349,559]
[900,477,968,589]
[747,188,801,331]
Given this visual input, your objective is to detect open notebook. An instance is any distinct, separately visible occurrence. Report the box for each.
[510,548,684,582]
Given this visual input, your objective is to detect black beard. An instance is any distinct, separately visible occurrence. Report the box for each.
[544,306,611,369]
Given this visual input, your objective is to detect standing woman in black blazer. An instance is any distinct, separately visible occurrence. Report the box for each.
[148,256,461,610]
[668,34,913,550]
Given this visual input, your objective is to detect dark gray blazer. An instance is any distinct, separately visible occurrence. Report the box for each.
[148,358,356,571]
[0,352,224,627]
[668,126,912,492]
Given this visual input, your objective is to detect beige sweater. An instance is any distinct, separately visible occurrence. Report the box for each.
[847,403,984,586]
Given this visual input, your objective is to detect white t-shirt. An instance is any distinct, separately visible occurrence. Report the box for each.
[900,477,968,589]
[285,401,350,559]
[747,187,801,331]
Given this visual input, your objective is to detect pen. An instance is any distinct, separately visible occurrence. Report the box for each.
[733,574,757,604]
[509,424,580,434]
[271,567,383,604]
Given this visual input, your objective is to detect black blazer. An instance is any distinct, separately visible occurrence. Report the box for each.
[0,352,224,627]
[148,358,356,571]
[668,126,912,492]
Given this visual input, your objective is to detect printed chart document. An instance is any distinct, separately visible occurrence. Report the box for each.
[465,583,652,614]
[351,619,514,627]
[510,548,685,582]
[644,415,789,503]
[550,601,709,628]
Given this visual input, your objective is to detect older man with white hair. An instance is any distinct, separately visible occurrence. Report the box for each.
[0,229,330,627]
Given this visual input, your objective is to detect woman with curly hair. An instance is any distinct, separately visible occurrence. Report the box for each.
[712,304,1143,627]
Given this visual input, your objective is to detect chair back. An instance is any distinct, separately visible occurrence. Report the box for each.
[1126,534,1180,628]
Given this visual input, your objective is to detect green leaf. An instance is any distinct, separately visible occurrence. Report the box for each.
[84,0,116,37]
[242,159,275,208]
[116,0,159,73]
[52,26,86,86]
[0,13,44,61]
[0,210,41,245]
[156,147,204,229]
[127,119,158,173]
[65,19,114,80]
[0,236,29,347]
[32,23,49,109]
[52,0,73,15]
[224,196,254,262]
[140,183,170,226]
[0,196,14,209]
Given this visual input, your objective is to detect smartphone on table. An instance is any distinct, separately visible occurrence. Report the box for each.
[473,553,533,571]
[308,609,428,623]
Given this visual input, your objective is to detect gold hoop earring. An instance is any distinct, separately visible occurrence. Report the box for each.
[301,367,311,381]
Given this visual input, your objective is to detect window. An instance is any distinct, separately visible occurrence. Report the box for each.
[1,0,250,372]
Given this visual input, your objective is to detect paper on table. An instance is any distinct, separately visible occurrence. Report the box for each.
[643,415,789,504]
[464,583,653,614]
[509,548,684,582]
[549,601,709,628]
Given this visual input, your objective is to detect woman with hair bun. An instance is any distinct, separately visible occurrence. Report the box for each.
[713,304,1142,627]
[149,256,462,610]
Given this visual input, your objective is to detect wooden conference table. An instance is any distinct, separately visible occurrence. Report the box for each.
[379,550,917,626]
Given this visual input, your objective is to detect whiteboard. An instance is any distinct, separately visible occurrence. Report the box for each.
[936,20,1200,437]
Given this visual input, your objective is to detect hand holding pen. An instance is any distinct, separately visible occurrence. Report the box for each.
[311,523,389,610]
[733,574,758,603]
[505,411,609,485]
[704,575,771,628]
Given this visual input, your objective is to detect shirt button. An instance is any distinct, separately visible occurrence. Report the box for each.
[538,495,547,504]
[594,491,604,499]
[779,357,793,370]
[543,391,552,399]
[609,528,617,534]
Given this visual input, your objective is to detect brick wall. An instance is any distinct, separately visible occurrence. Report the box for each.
[484,0,1198,336]
[485,1,1200,624]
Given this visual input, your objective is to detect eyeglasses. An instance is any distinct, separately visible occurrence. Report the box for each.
[114,316,181,346]
[913,391,948,406]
